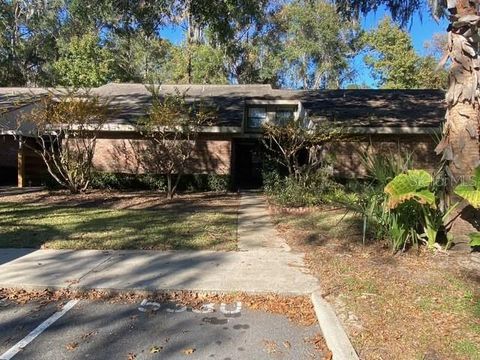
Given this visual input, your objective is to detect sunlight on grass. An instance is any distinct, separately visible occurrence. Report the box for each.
[0,203,237,251]
[453,340,480,360]
[275,208,363,241]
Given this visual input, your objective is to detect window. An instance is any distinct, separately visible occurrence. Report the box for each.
[275,110,294,125]
[247,107,267,128]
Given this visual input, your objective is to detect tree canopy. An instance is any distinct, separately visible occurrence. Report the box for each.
[334,0,446,25]
[362,17,447,89]
[0,0,449,89]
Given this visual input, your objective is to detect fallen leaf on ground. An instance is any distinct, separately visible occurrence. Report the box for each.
[66,342,78,351]
[150,346,163,353]
[81,331,97,342]
[263,340,278,354]
[181,348,196,355]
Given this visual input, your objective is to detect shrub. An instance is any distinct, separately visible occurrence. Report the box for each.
[91,172,166,191]
[90,172,230,192]
[207,174,230,192]
[338,151,416,250]
[263,167,342,207]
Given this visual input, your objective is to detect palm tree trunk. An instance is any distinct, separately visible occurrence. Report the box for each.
[436,0,480,246]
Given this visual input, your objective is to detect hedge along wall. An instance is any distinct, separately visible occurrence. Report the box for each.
[324,133,440,178]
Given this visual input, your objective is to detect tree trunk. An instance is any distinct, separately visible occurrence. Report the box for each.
[166,173,173,199]
[436,0,480,247]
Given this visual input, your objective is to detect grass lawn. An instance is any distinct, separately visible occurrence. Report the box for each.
[272,206,480,360]
[0,192,238,251]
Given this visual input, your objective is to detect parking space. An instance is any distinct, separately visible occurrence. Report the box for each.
[0,297,325,359]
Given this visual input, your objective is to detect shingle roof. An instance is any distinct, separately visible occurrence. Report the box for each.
[0,88,48,113]
[299,89,445,128]
[92,83,275,127]
[0,88,48,134]
[0,84,446,131]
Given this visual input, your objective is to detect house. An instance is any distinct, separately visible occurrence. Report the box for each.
[0,83,445,189]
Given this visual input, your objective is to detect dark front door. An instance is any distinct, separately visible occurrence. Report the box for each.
[233,140,263,189]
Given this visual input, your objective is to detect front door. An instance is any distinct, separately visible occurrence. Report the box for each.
[233,140,263,189]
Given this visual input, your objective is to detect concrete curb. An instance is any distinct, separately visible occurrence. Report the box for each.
[311,291,359,360]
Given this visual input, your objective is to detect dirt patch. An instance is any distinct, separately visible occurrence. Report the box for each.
[271,206,480,360]
[0,189,239,213]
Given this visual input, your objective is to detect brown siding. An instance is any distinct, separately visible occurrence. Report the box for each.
[326,134,440,178]
[92,137,232,175]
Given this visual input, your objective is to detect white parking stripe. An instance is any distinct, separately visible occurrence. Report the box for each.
[0,299,79,360]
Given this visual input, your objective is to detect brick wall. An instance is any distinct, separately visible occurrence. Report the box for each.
[92,136,232,175]
[325,134,440,178]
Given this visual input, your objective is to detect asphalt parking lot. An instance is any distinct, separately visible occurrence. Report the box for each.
[0,297,324,359]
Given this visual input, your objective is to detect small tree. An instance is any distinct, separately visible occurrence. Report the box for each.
[17,89,110,193]
[139,87,214,199]
[262,116,343,184]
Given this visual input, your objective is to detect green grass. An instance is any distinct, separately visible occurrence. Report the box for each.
[453,340,480,360]
[0,202,237,251]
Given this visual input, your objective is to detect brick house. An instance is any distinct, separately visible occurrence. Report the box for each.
[0,83,445,189]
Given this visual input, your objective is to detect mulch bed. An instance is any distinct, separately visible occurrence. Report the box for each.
[271,206,480,360]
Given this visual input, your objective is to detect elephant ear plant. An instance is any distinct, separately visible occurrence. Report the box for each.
[385,166,480,251]
[384,170,443,251]
[454,166,480,248]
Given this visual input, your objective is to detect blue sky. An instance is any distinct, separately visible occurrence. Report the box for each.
[159,6,449,89]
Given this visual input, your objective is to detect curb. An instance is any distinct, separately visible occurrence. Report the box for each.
[311,291,359,360]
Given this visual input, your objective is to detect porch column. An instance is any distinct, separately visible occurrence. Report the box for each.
[17,137,26,188]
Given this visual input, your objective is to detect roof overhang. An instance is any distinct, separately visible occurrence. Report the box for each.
[343,126,441,135]
[246,99,300,106]
[56,123,244,134]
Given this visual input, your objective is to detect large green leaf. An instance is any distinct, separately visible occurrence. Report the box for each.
[384,170,435,209]
[469,233,480,247]
[454,166,480,209]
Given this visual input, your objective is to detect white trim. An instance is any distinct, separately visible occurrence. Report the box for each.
[343,126,441,135]
[246,99,301,105]
[39,124,243,134]
[2,125,441,136]
[97,124,242,133]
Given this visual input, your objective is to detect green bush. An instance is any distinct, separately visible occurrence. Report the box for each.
[90,172,166,191]
[207,174,230,192]
[263,167,342,207]
[90,172,230,192]
[337,151,417,250]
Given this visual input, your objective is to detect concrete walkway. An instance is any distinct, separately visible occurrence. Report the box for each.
[0,193,318,295]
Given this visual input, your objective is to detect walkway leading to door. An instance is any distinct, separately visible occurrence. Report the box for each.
[0,193,318,295]
[238,191,290,250]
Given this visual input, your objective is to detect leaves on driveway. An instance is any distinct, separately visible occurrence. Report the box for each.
[65,342,78,351]
[150,346,163,353]
[181,348,196,355]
